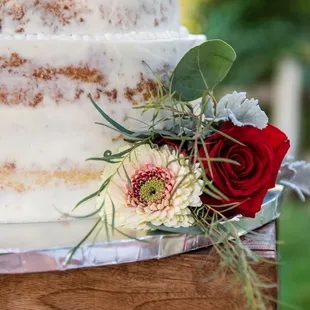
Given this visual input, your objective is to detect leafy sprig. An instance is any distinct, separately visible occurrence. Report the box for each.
[190,205,276,310]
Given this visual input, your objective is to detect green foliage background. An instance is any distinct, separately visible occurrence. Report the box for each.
[279,203,310,310]
[204,0,310,86]
[196,0,310,88]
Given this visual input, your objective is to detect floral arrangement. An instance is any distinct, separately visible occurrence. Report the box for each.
[69,40,310,309]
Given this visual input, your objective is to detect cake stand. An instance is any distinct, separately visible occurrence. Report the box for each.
[0,185,284,274]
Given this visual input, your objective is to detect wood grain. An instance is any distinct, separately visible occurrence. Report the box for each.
[0,223,277,310]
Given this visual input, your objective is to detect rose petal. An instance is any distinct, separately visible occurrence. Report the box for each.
[263,124,291,187]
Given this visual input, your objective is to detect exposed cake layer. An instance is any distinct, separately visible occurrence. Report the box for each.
[1,163,100,189]
[0,103,156,223]
[0,33,205,223]
[0,34,205,167]
[0,172,101,223]
[0,33,205,107]
[0,0,180,35]
[0,105,127,170]
[0,105,117,223]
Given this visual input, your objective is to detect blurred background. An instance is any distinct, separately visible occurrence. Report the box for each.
[179,0,310,309]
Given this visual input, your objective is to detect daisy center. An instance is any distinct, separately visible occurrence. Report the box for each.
[127,165,175,210]
[139,178,165,203]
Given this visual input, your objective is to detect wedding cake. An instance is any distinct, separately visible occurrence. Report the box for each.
[0,0,205,223]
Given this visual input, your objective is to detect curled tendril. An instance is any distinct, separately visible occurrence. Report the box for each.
[104,150,113,157]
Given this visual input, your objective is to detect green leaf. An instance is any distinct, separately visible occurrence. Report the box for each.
[72,177,111,211]
[122,165,133,193]
[171,40,237,101]
[86,157,122,164]
[89,95,135,136]
[64,217,102,265]
[211,126,245,146]
[123,138,143,144]
[54,204,104,219]
[109,195,116,230]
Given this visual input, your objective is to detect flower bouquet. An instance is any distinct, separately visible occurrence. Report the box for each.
[71,40,310,309]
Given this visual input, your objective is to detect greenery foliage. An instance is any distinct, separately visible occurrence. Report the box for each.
[203,0,310,86]
[171,40,236,100]
[279,203,310,309]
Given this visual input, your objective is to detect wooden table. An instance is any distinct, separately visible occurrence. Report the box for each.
[0,223,277,310]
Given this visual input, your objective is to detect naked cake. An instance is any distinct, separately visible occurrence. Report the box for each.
[0,0,205,223]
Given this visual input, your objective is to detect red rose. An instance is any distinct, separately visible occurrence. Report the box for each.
[199,122,290,218]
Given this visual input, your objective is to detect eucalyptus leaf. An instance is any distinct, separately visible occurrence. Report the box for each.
[171,40,237,101]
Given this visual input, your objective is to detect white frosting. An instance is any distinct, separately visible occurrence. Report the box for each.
[0,183,101,224]
[0,26,196,41]
[0,32,205,109]
[0,30,206,223]
[0,0,180,35]
[0,105,150,170]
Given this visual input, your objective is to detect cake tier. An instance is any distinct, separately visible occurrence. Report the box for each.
[0,33,205,223]
[0,0,180,35]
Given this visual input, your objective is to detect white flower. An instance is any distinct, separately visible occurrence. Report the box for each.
[205,91,269,129]
[97,144,203,230]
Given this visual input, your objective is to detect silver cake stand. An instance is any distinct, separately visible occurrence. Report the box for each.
[0,185,284,274]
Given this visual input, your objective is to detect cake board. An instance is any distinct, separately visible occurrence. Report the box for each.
[0,187,283,309]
